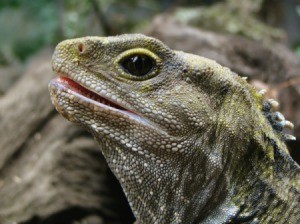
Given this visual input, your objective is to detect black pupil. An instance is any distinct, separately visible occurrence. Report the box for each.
[121,54,155,76]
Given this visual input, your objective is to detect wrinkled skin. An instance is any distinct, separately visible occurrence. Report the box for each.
[49,34,300,223]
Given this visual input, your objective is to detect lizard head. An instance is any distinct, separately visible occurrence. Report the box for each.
[49,34,291,223]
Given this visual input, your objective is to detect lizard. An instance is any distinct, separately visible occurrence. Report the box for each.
[49,34,300,224]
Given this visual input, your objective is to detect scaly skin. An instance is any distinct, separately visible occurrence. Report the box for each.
[49,34,300,223]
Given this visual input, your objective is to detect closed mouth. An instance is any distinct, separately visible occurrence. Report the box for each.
[50,74,157,128]
[52,75,128,112]
[49,72,170,136]
[55,75,127,111]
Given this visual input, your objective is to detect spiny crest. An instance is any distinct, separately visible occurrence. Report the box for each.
[257,89,296,142]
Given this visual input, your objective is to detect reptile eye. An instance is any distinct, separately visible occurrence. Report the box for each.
[120,54,155,77]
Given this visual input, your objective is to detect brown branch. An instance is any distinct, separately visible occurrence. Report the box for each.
[272,76,300,92]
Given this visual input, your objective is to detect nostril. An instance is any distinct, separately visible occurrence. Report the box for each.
[77,43,85,54]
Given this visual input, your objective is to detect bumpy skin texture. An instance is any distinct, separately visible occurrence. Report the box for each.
[49,34,300,224]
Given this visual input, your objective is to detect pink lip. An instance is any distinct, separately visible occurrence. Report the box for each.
[53,76,128,111]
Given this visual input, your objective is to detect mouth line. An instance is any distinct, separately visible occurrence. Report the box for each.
[53,75,129,112]
[50,72,167,133]
[50,63,172,137]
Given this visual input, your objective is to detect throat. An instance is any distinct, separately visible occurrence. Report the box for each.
[103,147,237,223]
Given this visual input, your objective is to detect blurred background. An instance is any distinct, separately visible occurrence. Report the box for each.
[0,0,300,224]
[0,0,299,68]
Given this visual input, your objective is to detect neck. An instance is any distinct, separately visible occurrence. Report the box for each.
[102,140,237,223]
[99,133,299,223]
[124,153,236,223]
[229,141,300,223]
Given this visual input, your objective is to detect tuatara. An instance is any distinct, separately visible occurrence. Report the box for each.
[49,34,299,223]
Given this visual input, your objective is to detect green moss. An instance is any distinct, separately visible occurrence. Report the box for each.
[174,0,284,43]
